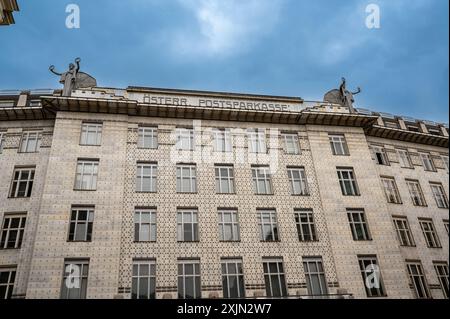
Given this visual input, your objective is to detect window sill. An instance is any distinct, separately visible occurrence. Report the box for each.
[135,191,157,194]
[67,241,92,243]
[73,189,98,192]
[219,240,241,243]
[0,247,22,250]
[177,241,200,243]
[79,144,101,147]
[291,194,310,197]
[400,245,417,248]
[7,196,31,199]
[133,241,157,244]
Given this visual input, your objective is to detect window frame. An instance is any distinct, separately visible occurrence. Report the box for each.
[80,123,102,146]
[221,258,246,299]
[68,207,94,242]
[406,262,431,299]
[176,128,195,151]
[177,259,201,299]
[258,210,279,242]
[397,149,413,168]
[177,209,199,242]
[137,127,158,149]
[74,159,99,191]
[9,167,35,198]
[136,163,158,193]
[282,133,300,155]
[419,153,435,172]
[433,262,449,299]
[248,129,267,154]
[60,259,90,299]
[176,165,197,193]
[0,132,5,153]
[19,131,42,153]
[131,259,156,299]
[347,209,372,241]
[393,216,415,247]
[134,209,157,243]
[218,209,240,242]
[213,128,232,153]
[0,268,16,299]
[381,177,402,204]
[329,134,349,156]
[262,258,287,298]
[419,218,441,248]
[215,165,235,194]
[287,167,309,196]
[0,214,27,249]
[371,146,390,166]
[406,180,427,207]
[358,255,387,298]
[252,166,273,195]
[430,183,449,209]
[294,209,318,242]
[337,168,360,196]
[303,257,329,296]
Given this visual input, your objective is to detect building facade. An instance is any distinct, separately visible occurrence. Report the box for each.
[0,86,448,299]
[0,0,19,26]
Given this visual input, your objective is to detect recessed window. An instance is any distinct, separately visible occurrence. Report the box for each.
[138,127,158,149]
[419,219,441,248]
[381,177,402,204]
[295,209,317,242]
[419,153,435,172]
[442,155,449,173]
[252,166,273,195]
[60,259,89,299]
[358,256,386,297]
[68,207,94,242]
[213,128,232,153]
[176,128,194,151]
[0,214,26,249]
[9,167,35,198]
[0,268,16,299]
[178,259,201,299]
[176,165,197,193]
[282,133,300,155]
[19,131,41,153]
[337,168,359,196]
[215,165,235,194]
[75,160,99,191]
[248,129,266,154]
[0,132,5,153]
[347,209,371,241]
[444,220,449,235]
[430,183,449,209]
[218,209,240,242]
[406,180,426,207]
[329,134,349,156]
[132,259,156,299]
[177,209,199,242]
[371,146,389,166]
[134,209,157,242]
[287,167,309,196]
[136,163,157,193]
[0,100,15,108]
[303,257,328,296]
[433,262,449,299]
[393,217,415,247]
[258,210,279,242]
[262,258,287,298]
[407,262,430,299]
[221,258,245,299]
[80,123,102,146]
[397,149,413,168]
[384,120,399,129]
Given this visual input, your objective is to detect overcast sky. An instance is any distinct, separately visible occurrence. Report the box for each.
[0,0,448,122]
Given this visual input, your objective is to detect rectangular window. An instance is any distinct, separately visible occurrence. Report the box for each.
[287,167,309,196]
[19,131,41,153]
[444,220,449,235]
[80,123,102,146]
[138,127,158,149]
[248,129,266,154]
[329,134,349,156]
[252,166,273,195]
[384,120,399,129]
[218,210,240,242]
[407,262,430,299]
[221,258,245,299]
[303,257,328,296]
[215,165,235,194]
[337,168,359,196]
[177,209,199,242]
[0,132,5,153]
[420,153,435,172]
[283,133,300,155]
[347,209,371,241]
[213,129,232,153]
[381,177,402,204]
[176,165,197,193]
[430,183,449,209]
[9,167,35,198]
[433,262,449,299]
[74,160,99,191]
[406,180,427,206]
[178,259,201,299]
[419,219,441,248]
[358,256,386,297]
[295,209,317,242]
[258,210,279,242]
[371,146,389,165]
[134,209,157,242]
[263,258,287,297]
[0,268,16,299]
[136,163,157,193]
[393,217,415,247]
[442,156,449,173]
[397,149,413,168]
[68,207,94,242]
[60,259,89,299]
[176,128,194,151]
[132,260,156,299]
[0,214,26,249]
